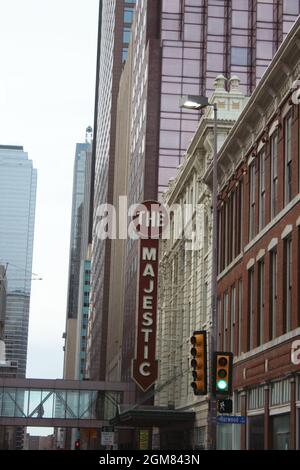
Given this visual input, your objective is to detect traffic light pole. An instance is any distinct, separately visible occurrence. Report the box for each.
[207,103,218,450]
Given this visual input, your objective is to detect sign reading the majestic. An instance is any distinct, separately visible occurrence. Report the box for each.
[132,201,166,391]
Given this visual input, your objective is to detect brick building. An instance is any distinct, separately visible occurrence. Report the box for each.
[205,17,300,449]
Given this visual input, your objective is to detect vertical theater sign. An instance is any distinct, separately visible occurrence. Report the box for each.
[132,201,166,392]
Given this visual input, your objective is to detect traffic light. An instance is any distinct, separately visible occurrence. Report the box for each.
[190,330,207,395]
[212,352,233,396]
[75,439,80,450]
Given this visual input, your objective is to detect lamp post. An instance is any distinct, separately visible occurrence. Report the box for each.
[180,95,218,450]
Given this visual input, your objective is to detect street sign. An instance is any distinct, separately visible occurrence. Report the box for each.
[101,425,115,446]
[218,398,233,414]
[101,431,115,446]
[102,426,114,433]
[217,415,246,424]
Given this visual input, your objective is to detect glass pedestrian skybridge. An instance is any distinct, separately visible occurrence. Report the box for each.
[0,378,134,428]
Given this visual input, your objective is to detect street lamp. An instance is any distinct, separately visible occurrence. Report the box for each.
[179,95,209,110]
[180,95,218,450]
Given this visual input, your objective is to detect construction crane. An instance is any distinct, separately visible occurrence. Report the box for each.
[0,262,42,282]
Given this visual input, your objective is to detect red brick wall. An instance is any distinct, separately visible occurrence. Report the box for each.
[217,94,300,389]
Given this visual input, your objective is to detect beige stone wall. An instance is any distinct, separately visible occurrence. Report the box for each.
[106,42,133,382]
[63,318,77,380]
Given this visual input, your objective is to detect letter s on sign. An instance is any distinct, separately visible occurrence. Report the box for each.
[291,340,300,365]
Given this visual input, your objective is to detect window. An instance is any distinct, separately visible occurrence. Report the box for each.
[258,151,265,230]
[224,201,229,266]
[217,297,222,345]
[124,9,134,23]
[284,237,292,333]
[218,209,223,273]
[272,414,290,450]
[248,268,254,350]
[249,163,256,240]
[229,191,235,264]
[230,286,236,354]
[271,379,290,406]
[236,182,243,257]
[194,427,206,450]
[238,279,243,355]
[248,386,264,410]
[231,47,249,66]
[248,415,264,450]
[223,292,229,350]
[123,27,132,44]
[270,132,278,218]
[270,249,277,340]
[284,114,292,204]
[257,260,264,346]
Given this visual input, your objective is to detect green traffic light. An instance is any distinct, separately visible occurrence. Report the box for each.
[217,379,227,390]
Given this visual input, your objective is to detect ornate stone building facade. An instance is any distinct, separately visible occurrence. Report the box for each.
[155,76,247,449]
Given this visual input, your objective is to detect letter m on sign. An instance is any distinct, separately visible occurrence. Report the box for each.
[142,247,157,261]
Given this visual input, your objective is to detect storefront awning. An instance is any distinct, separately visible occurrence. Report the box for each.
[110,405,195,427]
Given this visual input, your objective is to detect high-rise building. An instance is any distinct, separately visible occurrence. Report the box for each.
[0,145,37,378]
[88,0,136,381]
[0,265,7,340]
[105,33,133,383]
[63,140,91,380]
[75,131,93,381]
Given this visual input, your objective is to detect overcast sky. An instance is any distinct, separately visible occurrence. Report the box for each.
[0,0,99,380]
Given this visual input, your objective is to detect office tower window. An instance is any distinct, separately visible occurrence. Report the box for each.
[257,260,264,346]
[248,268,254,350]
[270,131,278,218]
[258,150,265,230]
[270,249,277,340]
[284,113,292,204]
[231,47,249,66]
[249,163,256,241]
[284,237,292,333]
[124,8,134,23]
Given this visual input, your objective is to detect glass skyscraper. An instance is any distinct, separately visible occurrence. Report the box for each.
[66,143,90,321]
[0,145,37,378]
[157,0,300,193]
[63,141,91,381]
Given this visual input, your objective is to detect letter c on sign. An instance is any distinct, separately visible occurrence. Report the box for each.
[291,340,300,365]
[139,362,151,376]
